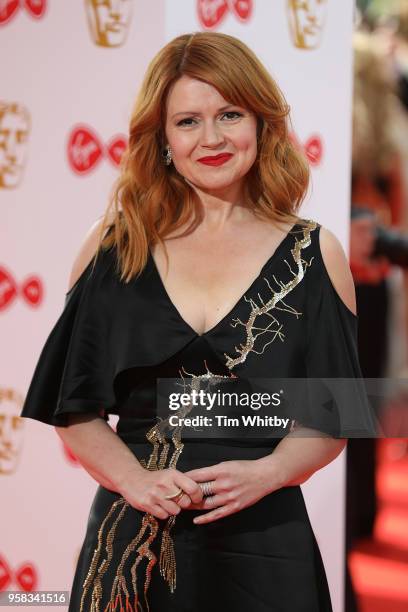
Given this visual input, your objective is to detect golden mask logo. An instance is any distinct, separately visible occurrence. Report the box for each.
[0,0,46,26]
[67,124,127,174]
[287,0,327,50]
[85,0,133,48]
[0,388,24,475]
[0,102,30,189]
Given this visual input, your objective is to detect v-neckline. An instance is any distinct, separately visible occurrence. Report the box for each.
[149,222,299,339]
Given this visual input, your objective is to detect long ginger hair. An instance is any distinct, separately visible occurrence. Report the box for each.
[96,32,310,282]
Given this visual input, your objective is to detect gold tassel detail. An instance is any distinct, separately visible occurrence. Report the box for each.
[159,515,177,593]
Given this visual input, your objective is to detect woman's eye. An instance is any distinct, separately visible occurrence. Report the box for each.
[222,111,242,120]
[176,112,242,127]
[176,118,196,127]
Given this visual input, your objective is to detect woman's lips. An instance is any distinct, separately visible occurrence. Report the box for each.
[197,153,234,166]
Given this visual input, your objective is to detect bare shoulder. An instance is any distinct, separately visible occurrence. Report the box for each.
[318,226,357,316]
[67,215,112,293]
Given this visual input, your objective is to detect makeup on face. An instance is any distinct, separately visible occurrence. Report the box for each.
[196,153,234,166]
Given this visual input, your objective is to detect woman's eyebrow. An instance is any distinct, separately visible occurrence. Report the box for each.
[171,105,238,119]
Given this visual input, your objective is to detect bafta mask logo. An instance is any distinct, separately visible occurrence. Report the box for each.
[0,102,30,189]
[67,124,127,175]
[0,0,46,26]
[85,0,133,48]
[0,388,24,475]
[287,0,328,50]
[0,554,38,591]
[197,0,253,30]
[0,266,43,311]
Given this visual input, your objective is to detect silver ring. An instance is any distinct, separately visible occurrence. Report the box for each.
[207,494,216,507]
[199,481,215,497]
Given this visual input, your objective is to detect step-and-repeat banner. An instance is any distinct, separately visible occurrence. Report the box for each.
[1,1,354,610]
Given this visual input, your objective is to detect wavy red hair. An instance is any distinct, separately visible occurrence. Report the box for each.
[96,31,310,281]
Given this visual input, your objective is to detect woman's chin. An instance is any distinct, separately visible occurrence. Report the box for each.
[185,177,241,194]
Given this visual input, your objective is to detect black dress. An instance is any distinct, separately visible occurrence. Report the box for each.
[20,218,375,612]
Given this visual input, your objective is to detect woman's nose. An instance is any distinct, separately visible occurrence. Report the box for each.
[200,121,224,147]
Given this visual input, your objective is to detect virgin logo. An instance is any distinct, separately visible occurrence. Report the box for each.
[0,0,46,25]
[67,125,127,175]
[0,267,43,311]
[290,133,323,167]
[0,555,38,591]
[197,0,253,30]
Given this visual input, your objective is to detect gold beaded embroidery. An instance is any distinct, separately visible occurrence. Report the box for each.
[79,220,318,611]
[80,362,235,612]
[224,220,317,369]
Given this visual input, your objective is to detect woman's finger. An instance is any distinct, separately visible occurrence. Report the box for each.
[183,465,220,482]
[159,497,182,515]
[200,494,226,509]
[150,505,169,520]
[186,494,226,510]
[193,502,239,525]
[176,493,192,509]
[175,474,205,504]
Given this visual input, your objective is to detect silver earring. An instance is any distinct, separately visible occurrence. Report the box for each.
[163,145,172,166]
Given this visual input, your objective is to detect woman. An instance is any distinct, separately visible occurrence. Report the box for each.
[21,32,363,611]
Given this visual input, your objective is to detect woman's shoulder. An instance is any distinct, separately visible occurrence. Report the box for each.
[300,219,356,317]
[67,215,114,294]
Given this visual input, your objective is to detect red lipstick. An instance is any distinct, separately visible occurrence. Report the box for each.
[197,153,233,166]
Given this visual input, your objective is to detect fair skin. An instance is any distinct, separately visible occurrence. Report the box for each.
[154,75,299,336]
[57,76,353,525]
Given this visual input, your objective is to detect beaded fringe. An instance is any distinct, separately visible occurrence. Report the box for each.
[78,371,227,612]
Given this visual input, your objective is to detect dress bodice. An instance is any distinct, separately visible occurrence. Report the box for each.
[21,218,377,439]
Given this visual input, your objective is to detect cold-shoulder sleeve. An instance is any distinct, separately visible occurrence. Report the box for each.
[20,249,116,427]
[293,223,378,438]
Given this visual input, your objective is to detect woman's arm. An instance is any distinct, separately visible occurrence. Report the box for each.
[256,227,354,487]
[56,413,203,521]
[256,428,347,488]
[57,216,144,492]
[55,219,204,519]
[56,414,146,493]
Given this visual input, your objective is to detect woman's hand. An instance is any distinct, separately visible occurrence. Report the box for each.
[183,459,283,525]
[117,466,203,520]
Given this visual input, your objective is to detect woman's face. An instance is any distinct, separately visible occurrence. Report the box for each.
[164,75,258,198]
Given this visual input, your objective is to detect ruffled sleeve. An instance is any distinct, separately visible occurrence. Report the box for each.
[291,224,379,438]
[20,249,116,427]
